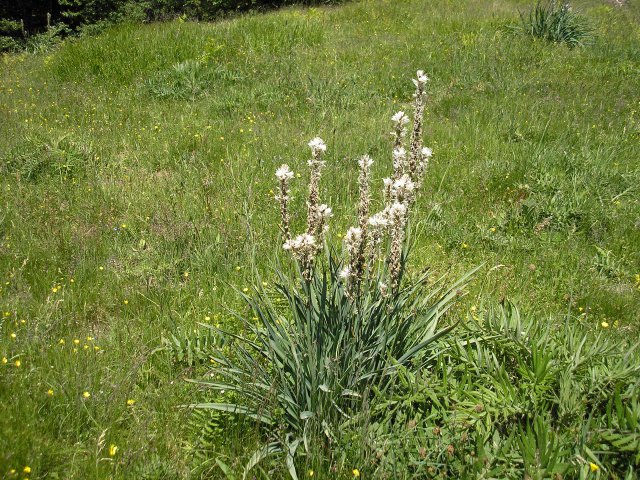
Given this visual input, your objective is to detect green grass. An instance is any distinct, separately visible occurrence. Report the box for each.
[0,0,639,477]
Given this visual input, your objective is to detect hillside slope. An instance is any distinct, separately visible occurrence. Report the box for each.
[1,0,639,477]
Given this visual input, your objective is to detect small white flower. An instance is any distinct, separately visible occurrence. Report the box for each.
[339,266,351,279]
[392,174,415,195]
[389,202,407,221]
[383,177,393,188]
[308,137,327,154]
[345,227,362,243]
[283,233,316,252]
[391,111,410,125]
[368,211,390,228]
[317,204,333,220]
[358,154,374,169]
[416,70,429,83]
[421,147,433,158]
[393,147,406,162]
[275,164,294,181]
[344,227,363,255]
[298,233,316,248]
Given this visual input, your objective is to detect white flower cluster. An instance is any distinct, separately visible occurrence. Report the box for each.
[392,147,407,178]
[367,211,390,229]
[315,204,333,233]
[391,111,410,148]
[275,164,295,239]
[358,154,374,170]
[392,174,415,204]
[283,233,316,253]
[391,111,410,126]
[275,164,294,181]
[308,137,327,156]
[344,227,363,257]
[367,210,390,250]
[414,147,433,188]
[413,70,429,87]
[275,137,332,280]
[274,70,433,294]
[283,233,318,275]
[388,202,407,222]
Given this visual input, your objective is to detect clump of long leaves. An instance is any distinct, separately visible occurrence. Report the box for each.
[191,247,477,478]
[358,303,640,479]
[519,1,593,48]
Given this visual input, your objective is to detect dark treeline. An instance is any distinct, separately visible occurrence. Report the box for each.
[0,0,341,38]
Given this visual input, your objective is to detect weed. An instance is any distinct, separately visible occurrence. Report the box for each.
[518,1,593,48]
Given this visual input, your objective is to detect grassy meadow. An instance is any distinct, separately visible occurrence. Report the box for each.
[1,0,639,478]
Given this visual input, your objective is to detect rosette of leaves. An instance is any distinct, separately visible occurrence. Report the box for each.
[189,247,477,479]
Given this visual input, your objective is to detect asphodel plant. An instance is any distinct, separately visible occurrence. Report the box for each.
[191,70,477,480]
[277,70,434,296]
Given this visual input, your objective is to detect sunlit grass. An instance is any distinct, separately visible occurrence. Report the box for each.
[0,0,639,477]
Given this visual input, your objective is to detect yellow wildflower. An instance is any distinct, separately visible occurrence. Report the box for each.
[352,469,360,477]
[109,444,118,457]
[589,462,599,472]
[308,470,314,477]
[47,389,54,396]
[601,322,609,328]
[23,466,31,474]
[83,391,91,399]
[126,399,136,406]
[14,360,21,367]
[1,357,7,364]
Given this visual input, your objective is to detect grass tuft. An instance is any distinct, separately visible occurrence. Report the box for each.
[518,0,594,48]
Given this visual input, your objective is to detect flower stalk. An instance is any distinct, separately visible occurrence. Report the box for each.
[408,70,429,177]
[306,137,328,237]
[275,164,294,240]
[276,70,433,293]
